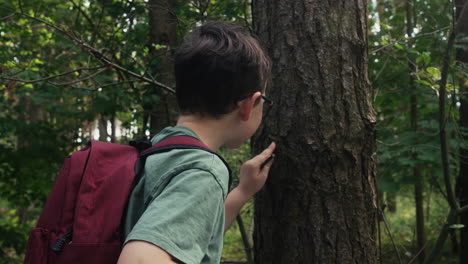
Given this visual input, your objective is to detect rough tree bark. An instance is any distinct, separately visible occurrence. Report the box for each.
[145,0,178,135]
[98,115,108,141]
[252,0,377,263]
[456,0,468,262]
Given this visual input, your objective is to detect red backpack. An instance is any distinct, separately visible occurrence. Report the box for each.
[24,136,230,264]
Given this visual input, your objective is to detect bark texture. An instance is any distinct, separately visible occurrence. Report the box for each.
[146,0,178,134]
[252,0,377,263]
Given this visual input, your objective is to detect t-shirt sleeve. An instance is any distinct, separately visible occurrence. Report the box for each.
[124,168,225,264]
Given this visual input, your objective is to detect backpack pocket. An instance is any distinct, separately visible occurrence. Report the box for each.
[24,228,50,264]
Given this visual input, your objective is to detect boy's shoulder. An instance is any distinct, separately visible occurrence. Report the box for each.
[146,126,230,197]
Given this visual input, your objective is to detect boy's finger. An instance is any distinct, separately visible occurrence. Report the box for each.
[260,142,276,158]
[263,156,275,170]
[260,154,275,170]
[254,142,276,165]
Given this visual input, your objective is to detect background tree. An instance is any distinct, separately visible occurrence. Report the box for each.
[251,0,378,262]
[2,0,468,263]
[406,0,426,262]
[456,0,468,263]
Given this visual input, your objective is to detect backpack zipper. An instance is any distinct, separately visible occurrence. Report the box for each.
[51,226,73,252]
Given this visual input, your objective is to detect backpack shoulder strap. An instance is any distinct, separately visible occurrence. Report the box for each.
[134,136,233,190]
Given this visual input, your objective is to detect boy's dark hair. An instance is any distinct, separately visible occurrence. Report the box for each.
[174,21,271,117]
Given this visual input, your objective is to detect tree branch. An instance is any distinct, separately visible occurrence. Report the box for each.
[236,214,254,264]
[379,209,403,264]
[70,0,105,41]
[439,23,460,213]
[49,67,107,86]
[370,27,450,55]
[0,66,105,84]
[98,80,141,89]
[0,13,15,21]
[11,10,175,94]
[455,0,468,35]
[458,205,468,215]
[423,1,468,263]
[424,209,458,264]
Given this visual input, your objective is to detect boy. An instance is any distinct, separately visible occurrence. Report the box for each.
[118,21,275,264]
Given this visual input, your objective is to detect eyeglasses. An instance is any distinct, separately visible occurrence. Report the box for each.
[236,94,274,120]
[261,95,273,120]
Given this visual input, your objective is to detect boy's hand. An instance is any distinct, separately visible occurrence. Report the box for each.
[224,142,276,231]
[238,142,276,197]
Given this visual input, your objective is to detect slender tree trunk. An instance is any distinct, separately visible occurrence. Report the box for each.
[406,1,425,262]
[236,215,254,264]
[140,113,150,139]
[424,3,468,261]
[456,0,468,262]
[110,113,116,143]
[146,0,178,134]
[414,171,425,262]
[252,1,377,263]
[386,192,397,213]
[98,115,108,141]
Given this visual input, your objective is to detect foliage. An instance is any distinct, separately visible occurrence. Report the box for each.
[219,141,253,261]
[370,0,456,194]
[0,0,252,261]
[370,0,467,261]
[380,189,458,264]
[0,0,467,262]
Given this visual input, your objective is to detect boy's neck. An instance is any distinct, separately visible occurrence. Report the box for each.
[176,114,234,151]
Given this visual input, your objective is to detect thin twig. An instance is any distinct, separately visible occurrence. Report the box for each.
[438,31,458,211]
[98,80,141,89]
[0,66,105,84]
[0,13,15,21]
[458,205,468,215]
[423,1,468,263]
[370,27,450,54]
[407,240,430,264]
[379,208,403,264]
[424,209,458,264]
[236,214,254,264]
[49,67,107,86]
[70,0,105,41]
[11,10,175,94]
[372,55,391,85]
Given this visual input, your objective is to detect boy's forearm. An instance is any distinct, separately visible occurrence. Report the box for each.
[118,241,178,264]
[224,187,252,232]
[224,142,276,232]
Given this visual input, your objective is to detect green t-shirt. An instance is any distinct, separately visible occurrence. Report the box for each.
[123,126,230,264]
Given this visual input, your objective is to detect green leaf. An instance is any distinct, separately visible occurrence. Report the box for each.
[379,22,391,30]
[415,79,432,87]
[427,67,441,80]
[449,224,465,229]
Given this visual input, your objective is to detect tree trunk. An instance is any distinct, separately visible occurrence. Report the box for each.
[146,0,178,134]
[414,172,425,262]
[252,1,377,263]
[456,0,468,263]
[406,0,425,262]
[110,113,116,143]
[98,115,108,141]
[386,192,397,213]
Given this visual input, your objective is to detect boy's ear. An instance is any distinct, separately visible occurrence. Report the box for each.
[238,92,262,121]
